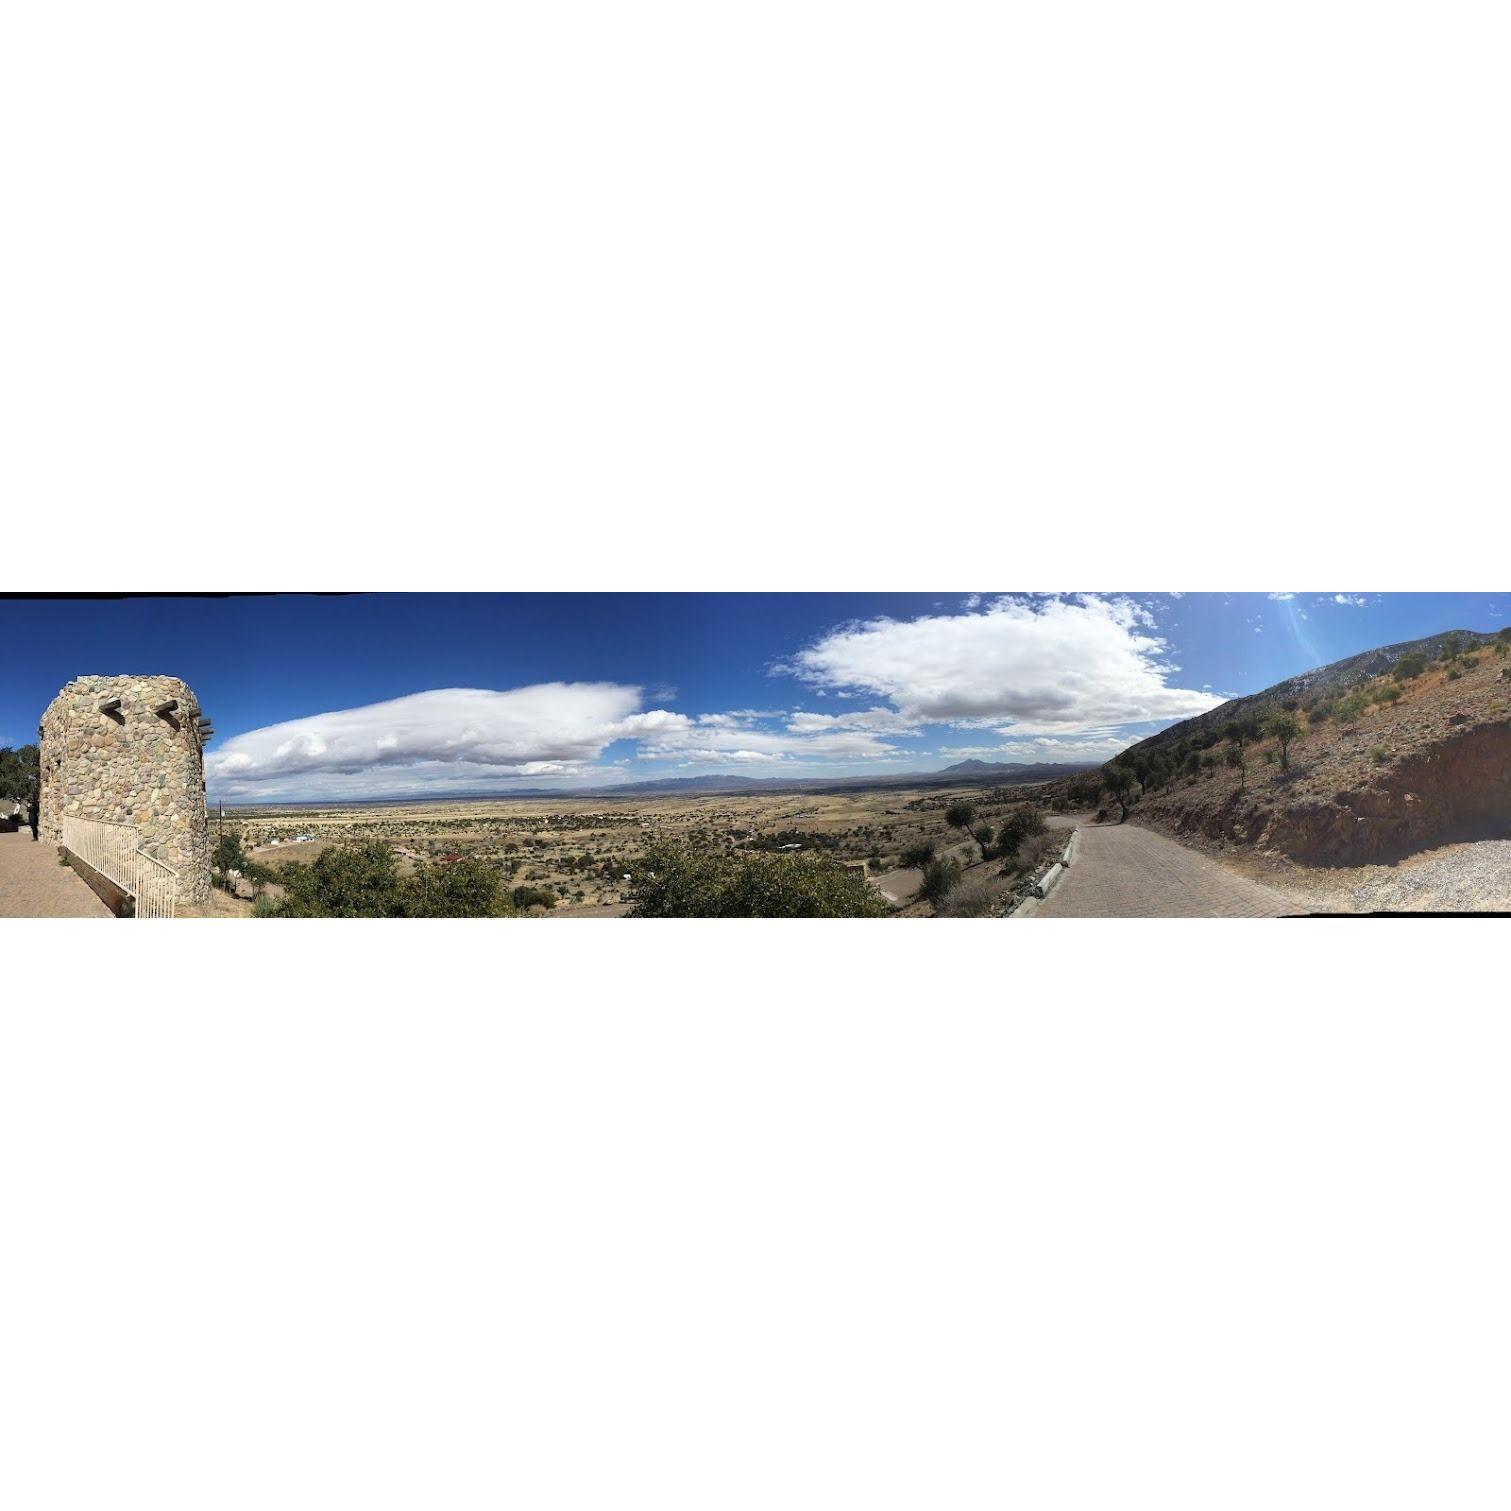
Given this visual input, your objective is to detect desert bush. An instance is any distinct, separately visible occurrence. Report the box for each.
[509,884,558,911]
[1308,703,1333,724]
[1225,745,1247,788]
[1371,745,1388,764]
[1372,682,1402,705]
[996,806,1047,863]
[918,856,963,907]
[1394,653,1426,680]
[628,844,889,918]
[933,872,1003,918]
[1335,691,1367,723]
[1447,666,1463,681]
[1461,655,1480,671]
[1441,634,1463,661]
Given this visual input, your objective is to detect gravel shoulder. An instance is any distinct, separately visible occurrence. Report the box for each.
[1229,838,1511,914]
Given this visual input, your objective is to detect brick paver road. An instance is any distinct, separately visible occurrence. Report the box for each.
[1032,822,1296,918]
[0,829,112,917]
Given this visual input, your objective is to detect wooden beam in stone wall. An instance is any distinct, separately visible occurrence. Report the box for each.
[98,697,122,714]
[153,699,179,716]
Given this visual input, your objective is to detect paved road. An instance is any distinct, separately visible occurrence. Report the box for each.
[0,829,112,917]
[1032,822,1295,918]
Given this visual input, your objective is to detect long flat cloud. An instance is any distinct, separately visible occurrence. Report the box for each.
[779,595,1222,732]
[206,684,665,795]
[205,684,907,799]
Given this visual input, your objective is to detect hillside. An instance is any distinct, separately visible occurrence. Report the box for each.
[1084,629,1511,865]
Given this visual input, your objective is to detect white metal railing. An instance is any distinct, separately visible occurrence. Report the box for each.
[61,817,179,918]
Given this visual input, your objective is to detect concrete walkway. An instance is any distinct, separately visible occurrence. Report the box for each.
[0,829,112,917]
[1031,821,1295,918]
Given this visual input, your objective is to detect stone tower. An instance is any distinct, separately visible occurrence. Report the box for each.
[39,675,213,904]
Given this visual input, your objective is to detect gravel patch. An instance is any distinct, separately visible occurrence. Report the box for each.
[1321,839,1511,913]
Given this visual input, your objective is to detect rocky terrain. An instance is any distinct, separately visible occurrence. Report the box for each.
[1104,631,1510,868]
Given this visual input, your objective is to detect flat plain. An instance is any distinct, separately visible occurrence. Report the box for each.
[227,781,1053,915]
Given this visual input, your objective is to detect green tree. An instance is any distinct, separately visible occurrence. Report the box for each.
[1267,712,1302,770]
[1393,653,1426,680]
[264,843,514,918]
[212,826,249,876]
[271,841,404,916]
[1104,764,1136,821]
[0,744,39,804]
[944,799,978,852]
[1441,634,1463,662]
[401,858,515,917]
[628,845,889,918]
[899,840,935,871]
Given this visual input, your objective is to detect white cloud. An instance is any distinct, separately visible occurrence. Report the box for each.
[1326,594,1370,607]
[941,730,1139,763]
[205,683,914,799]
[778,595,1221,734]
[785,706,919,735]
[1267,591,1297,600]
[207,683,668,798]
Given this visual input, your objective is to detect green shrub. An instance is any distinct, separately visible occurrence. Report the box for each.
[1371,745,1388,764]
[1447,666,1463,681]
[510,884,558,911]
[261,843,514,917]
[918,856,963,907]
[1393,653,1426,680]
[996,807,1047,863]
[1308,703,1333,725]
[1372,683,1402,705]
[1335,692,1367,723]
[628,844,889,918]
[1461,655,1480,671]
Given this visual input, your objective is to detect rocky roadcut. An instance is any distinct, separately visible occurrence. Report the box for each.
[1102,635,1510,867]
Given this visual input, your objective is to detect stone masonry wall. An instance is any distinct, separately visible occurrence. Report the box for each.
[39,675,212,904]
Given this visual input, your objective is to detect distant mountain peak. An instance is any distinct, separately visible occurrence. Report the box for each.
[936,758,1025,774]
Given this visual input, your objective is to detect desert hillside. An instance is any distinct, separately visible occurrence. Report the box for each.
[1073,630,1510,865]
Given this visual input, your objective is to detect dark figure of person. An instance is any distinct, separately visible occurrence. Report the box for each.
[28,785,40,841]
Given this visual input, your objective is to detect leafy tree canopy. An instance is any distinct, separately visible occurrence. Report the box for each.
[628,844,889,918]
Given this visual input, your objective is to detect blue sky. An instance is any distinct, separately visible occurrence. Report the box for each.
[1,592,1503,800]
